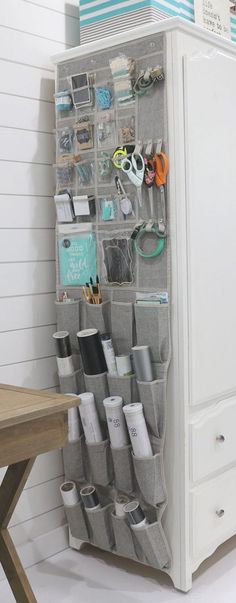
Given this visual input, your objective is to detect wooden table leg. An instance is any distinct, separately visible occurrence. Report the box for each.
[0,458,38,603]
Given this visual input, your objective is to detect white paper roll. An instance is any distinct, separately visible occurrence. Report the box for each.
[115,355,132,376]
[115,495,130,517]
[78,392,103,443]
[123,403,152,458]
[60,481,79,507]
[66,395,81,442]
[103,396,129,448]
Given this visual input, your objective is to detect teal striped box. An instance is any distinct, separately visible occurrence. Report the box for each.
[80,1,236,45]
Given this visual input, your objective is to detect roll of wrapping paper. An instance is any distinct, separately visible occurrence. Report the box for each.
[77,328,107,375]
[132,345,154,382]
[60,481,79,507]
[53,330,74,376]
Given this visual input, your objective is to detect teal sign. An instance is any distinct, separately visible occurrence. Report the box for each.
[59,232,97,286]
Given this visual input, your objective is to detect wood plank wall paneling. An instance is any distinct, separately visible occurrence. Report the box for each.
[0,0,79,570]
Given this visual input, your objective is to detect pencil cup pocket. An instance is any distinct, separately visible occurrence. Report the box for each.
[85,300,110,333]
[84,372,109,422]
[65,502,89,541]
[111,514,139,560]
[55,300,81,355]
[134,304,169,363]
[59,368,85,395]
[132,450,166,507]
[87,439,113,486]
[131,521,170,569]
[107,374,138,405]
[111,445,134,494]
[86,503,114,550]
[137,379,166,438]
[63,436,86,483]
[111,301,134,355]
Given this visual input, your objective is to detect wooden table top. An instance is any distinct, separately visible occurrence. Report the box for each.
[0,384,79,430]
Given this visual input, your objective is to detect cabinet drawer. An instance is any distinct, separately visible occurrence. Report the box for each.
[190,396,236,482]
[190,466,236,561]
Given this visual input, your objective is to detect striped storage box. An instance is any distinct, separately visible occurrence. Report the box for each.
[79,1,236,45]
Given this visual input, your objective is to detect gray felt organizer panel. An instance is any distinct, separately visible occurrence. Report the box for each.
[55,32,172,572]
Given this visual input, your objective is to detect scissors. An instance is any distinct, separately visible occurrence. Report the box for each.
[121,152,144,207]
[144,153,156,216]
[155,151,169,237]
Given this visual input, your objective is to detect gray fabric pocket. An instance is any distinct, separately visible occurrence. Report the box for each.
[132,450,166,506]
[111,514,138,560]
[137,379,166,438]
[63,436,86,483]
[65,502,89,541]
[107,374,139,404]
[134,304,169,363]
[131,520,170,569]
[86,503,114,550]
[111,301,134,355]
[85,299,110,333]
[59,368,85,395]
[87,439,113,486]
[55,300,81,354]
[111,445,134,494]
[84,372,109,422]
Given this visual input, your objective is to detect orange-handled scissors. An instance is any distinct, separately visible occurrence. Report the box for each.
[155,151,169,237]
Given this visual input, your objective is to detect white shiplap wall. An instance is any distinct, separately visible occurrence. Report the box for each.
[0,0,79,576]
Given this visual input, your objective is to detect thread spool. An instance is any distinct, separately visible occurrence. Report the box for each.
[78,392,102,444]
[124,500,147,528]
[53,331,74,377]
[115,495,130,517]
[132,345,153,382]
[80,485,101,510]
[60,481,79,507]
[77,328,107,375]
[101,334,117,376]
[103,396,129,448]
[123,403,152,458]
[115,355,132,377]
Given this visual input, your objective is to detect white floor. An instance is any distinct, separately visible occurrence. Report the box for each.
[1,536,236,602]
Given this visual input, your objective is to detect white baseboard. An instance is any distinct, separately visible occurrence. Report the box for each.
[0,524,69,582]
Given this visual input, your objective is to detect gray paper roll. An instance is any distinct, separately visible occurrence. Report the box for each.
[132,346,153,382]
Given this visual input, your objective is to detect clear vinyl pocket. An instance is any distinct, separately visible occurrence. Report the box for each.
[59,368,85,395]
[87,439,113,487]
[132,443,166,507]
[63,436,86,483]
[111,444,134,494]
[137,379,166,438]
[85,299,110,333]
[111,513,139,560]
[107,374,138,405]
[111,301,134,355]
[131,519,170,570]
[86,503,115,551]
[134,304,170,363]
[55,300,81,355]
[84,372,109,423]
[65,502,89,542]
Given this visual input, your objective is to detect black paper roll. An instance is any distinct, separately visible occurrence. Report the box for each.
[77,328,107,375]
[53,331,72,358]
[80,485,99,509]
[123,500,146,525]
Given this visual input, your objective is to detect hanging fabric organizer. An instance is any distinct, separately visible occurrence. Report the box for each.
[54,32,171,573]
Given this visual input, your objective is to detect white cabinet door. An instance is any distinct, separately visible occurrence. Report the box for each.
[190,466,236,562]
[190,396,236,481]
[184,50,236,406]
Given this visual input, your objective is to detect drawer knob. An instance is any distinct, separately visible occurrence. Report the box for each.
[216,509,225,518]
[216,434,225,443]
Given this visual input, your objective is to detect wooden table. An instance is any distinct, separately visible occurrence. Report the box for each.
[0,384,79,603]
